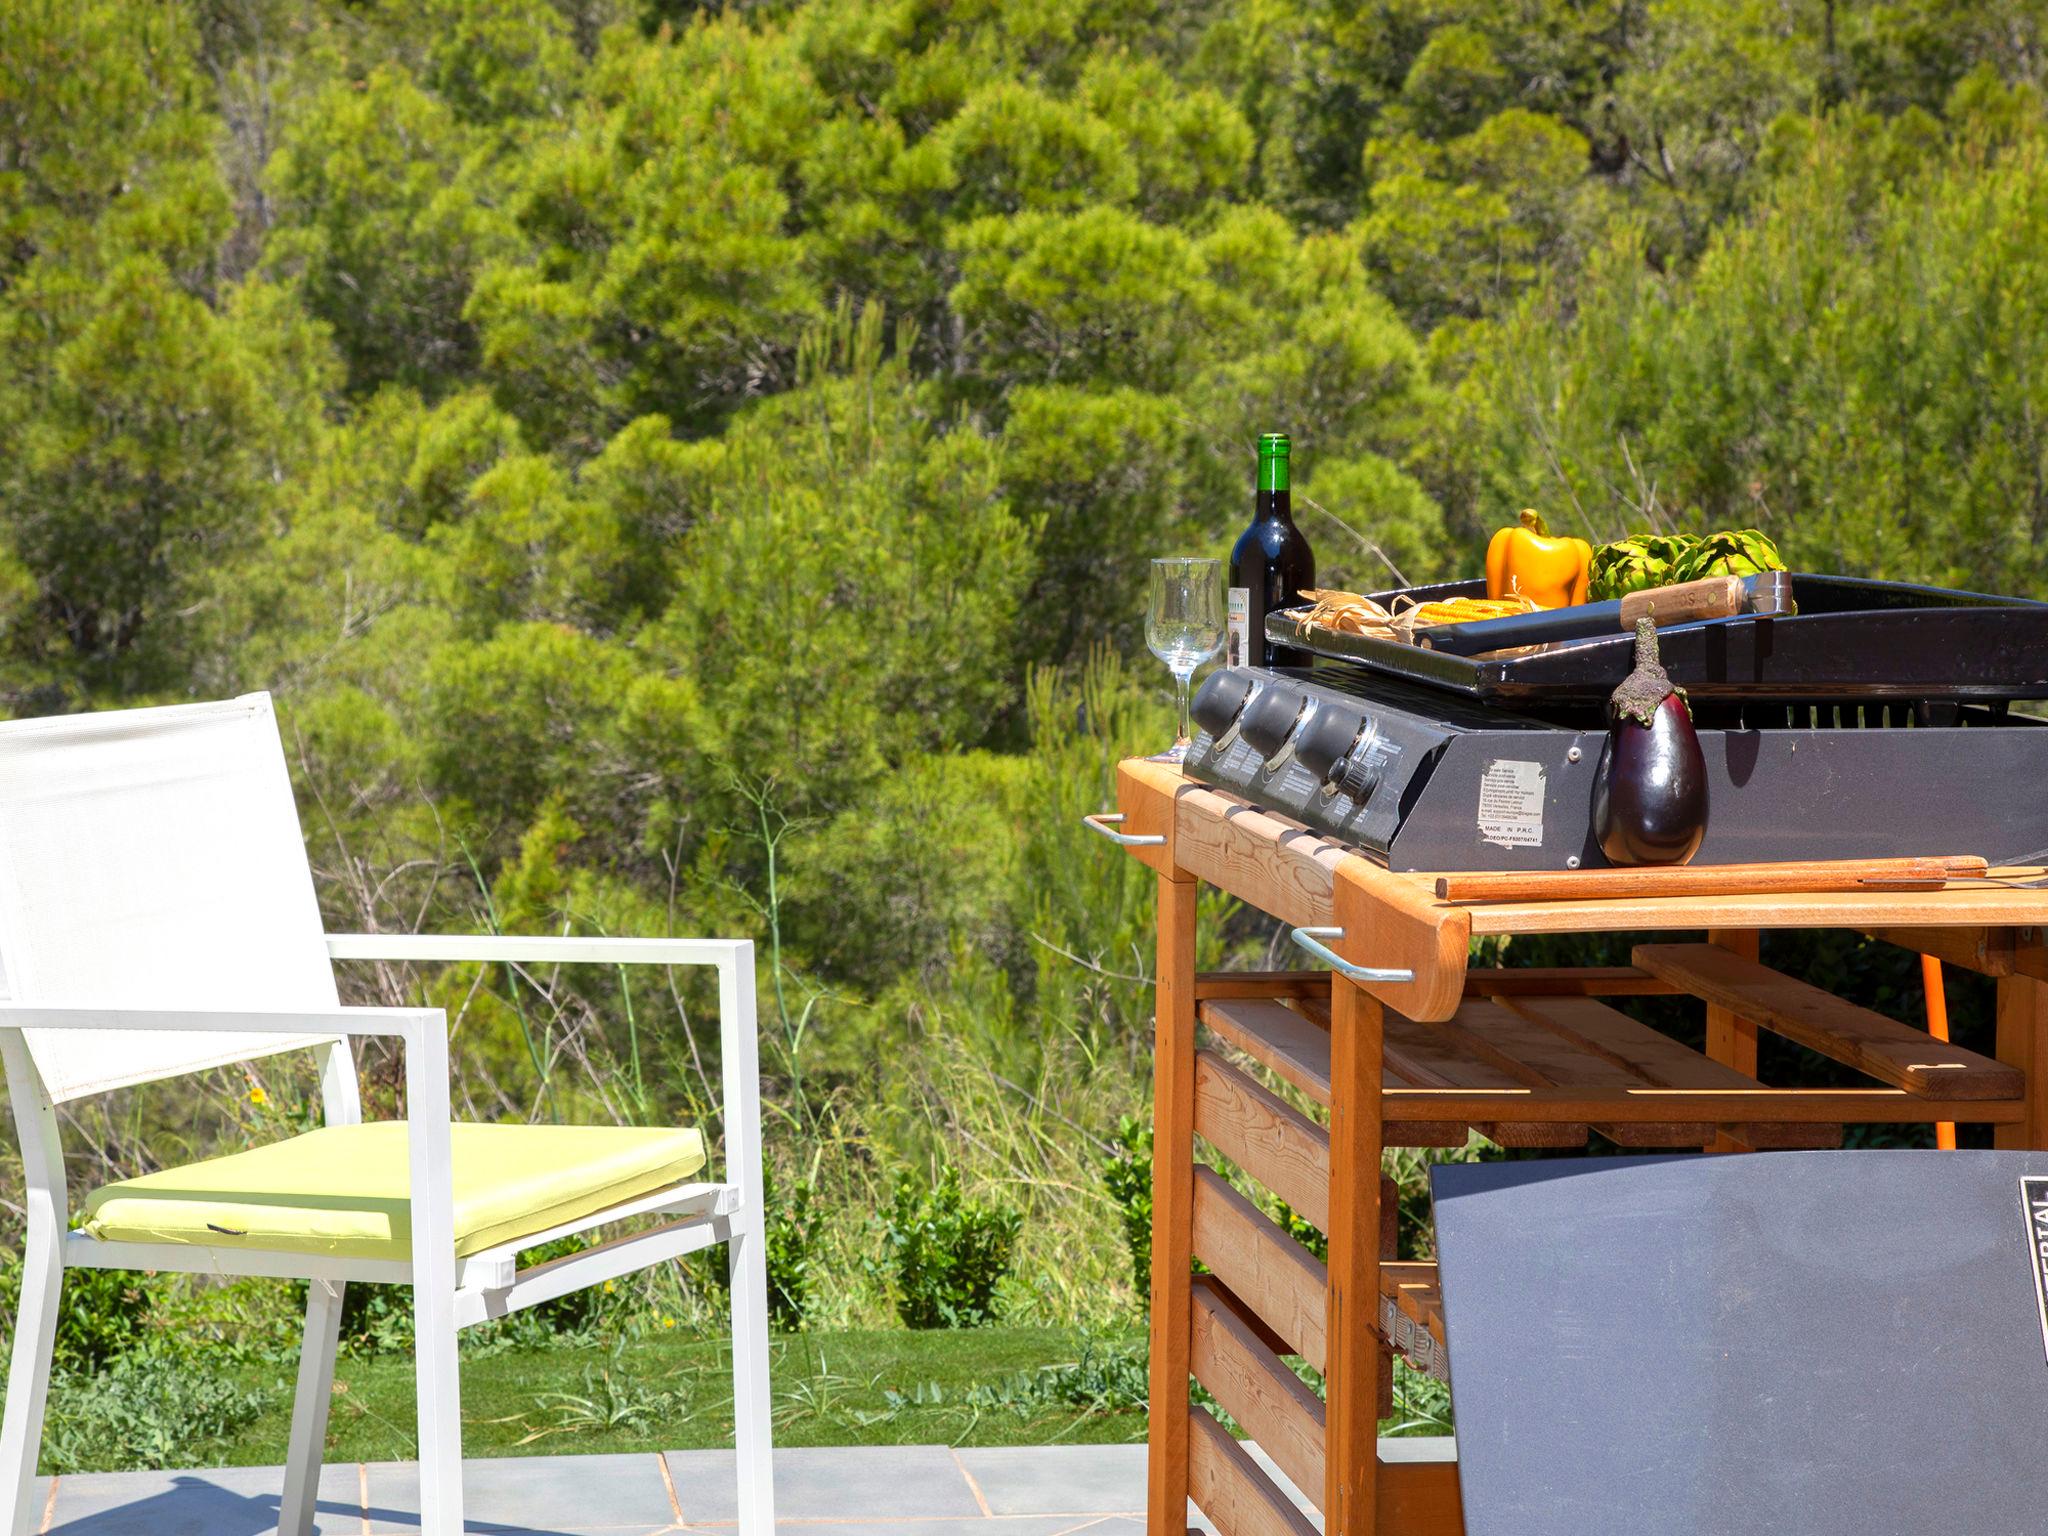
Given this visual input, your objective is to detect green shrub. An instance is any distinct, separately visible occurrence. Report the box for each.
[1100,1116,1152,1301]
[0,1252,165,1372]
[764,1174,819,1332]
[40,1349,268,1473]
[702,1168,820,1333]
[872,1165,1021,1329]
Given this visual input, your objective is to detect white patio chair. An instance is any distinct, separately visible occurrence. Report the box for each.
[0,694,774,1535]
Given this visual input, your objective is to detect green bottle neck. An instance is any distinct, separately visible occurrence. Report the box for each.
[1258,433,1291,493]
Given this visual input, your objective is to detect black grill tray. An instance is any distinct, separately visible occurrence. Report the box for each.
[1268,574,2048,704]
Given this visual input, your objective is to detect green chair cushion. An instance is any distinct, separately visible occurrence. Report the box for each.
[79,1121,706,1261]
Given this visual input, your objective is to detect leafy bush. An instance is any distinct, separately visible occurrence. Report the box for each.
[1100,1116,1152,1301]
[765,1174,819,1333]
[40,1350,268,1473]
[702,1168,821,1333]
[0,1252,165,1372]
[872,1165,1021,1329]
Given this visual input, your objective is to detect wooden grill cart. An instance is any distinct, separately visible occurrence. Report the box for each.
[1096,757,2048,1536]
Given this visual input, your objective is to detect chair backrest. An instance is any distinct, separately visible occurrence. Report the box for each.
[0,693,339,1103]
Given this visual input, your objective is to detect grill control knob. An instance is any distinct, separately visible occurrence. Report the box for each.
[1295,709,1382,803]
[1239,686,1310,766]
[1327,750,1382,803]
[1191,670,1257,746]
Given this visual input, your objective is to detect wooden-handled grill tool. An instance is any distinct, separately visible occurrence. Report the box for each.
[1414,571,1795,656]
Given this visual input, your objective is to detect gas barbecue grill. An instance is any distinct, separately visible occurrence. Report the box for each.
[1184,574,2048,872]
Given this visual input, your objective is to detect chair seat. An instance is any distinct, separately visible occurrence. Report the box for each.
[78,1121,706,1262]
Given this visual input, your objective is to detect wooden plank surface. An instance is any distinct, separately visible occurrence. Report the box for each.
[1381,1086,2026,1123]
[1333,854,1470,1023]
[1188,1405,1320,1536]
[1194,1050,1330,1230]
[1635,942,2024,1099]
[1465,965,1680,996]
[1202,998,1333,1106]
[1377,1458,1464,1536]
[1148,872,1198,1536]
[1322,980,1383,1536]
[1700,929,1762,1152]
[1123,761,1342,931]
[1995,970,2048,1150]
[1382,1007,1588,1148]
[1293,997,1473,1145]
[1191,1165,1328,1373]
[1191,1277,1327,1515]
[1457,876,2048,935]
[1437,1000,1708,1147]
[1197,971,1331,1000]
[1494,994,1839,1149]
[1865,926,2015,976]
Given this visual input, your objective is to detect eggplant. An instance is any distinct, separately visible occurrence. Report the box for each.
[1592,616,1707,866]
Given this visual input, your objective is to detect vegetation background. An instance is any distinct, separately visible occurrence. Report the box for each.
[2,0,2045,1470]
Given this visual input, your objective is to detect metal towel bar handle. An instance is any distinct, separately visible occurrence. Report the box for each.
[1289,925,1415,984]
[1081,812,1165,848]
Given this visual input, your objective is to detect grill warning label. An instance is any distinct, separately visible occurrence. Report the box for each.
[1478,759,1546,848]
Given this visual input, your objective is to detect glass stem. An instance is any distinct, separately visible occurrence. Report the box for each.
[1175,669,1194,747]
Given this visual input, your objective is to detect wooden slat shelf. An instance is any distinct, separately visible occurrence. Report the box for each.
[1206,987,1831,1150]
[1634,942,2025,1099]
[1203,998,1334,1106]
[1487,995,1838,1149]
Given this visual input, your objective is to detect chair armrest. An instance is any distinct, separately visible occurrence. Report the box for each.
[325,934,749,969]
[0,1004,439,1041]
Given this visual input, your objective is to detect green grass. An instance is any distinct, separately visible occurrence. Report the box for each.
[35,1323,1449,1474]
[195,1326,1150,1468]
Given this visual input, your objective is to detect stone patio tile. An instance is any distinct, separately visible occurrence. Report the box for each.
[365,1452,676,1534]
[952,1447,1144,1516]
[45,1463,363,1536]
[663,1446,981,1525]
[681,1520,1101,1536]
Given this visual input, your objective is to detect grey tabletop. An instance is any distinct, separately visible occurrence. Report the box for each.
[1432,1149,2048,1536]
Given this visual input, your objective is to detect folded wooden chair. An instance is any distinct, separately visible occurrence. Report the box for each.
[0,694,774,1535]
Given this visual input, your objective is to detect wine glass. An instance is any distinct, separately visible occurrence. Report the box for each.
[1147,557,1226,763]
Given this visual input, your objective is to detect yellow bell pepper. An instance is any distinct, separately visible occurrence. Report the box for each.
[1485,509,1591,609]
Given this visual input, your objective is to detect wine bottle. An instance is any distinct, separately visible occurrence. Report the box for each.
[1228,433,1316,669]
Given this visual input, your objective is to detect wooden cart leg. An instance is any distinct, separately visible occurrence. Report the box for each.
[1325,977,1385,1536]
[1994,965,2048,1150]
[1705,928,1761,1153]
[1149,871,1199,1535]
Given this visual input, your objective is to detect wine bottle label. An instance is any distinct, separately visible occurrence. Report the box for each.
[1226,587,1250,668]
